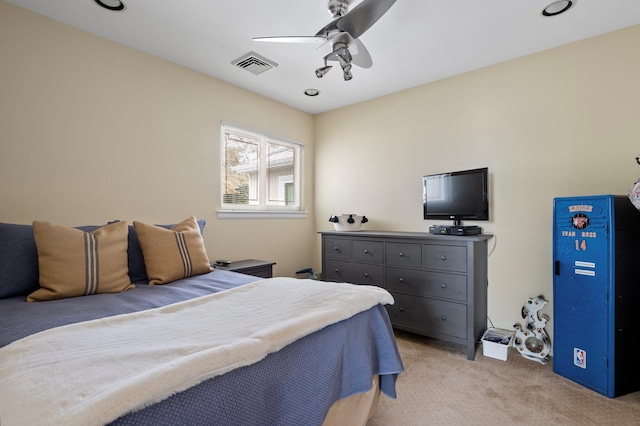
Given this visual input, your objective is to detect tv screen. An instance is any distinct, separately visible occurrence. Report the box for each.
[423,167,489,225]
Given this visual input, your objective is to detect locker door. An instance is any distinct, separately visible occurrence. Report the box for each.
[553,196,613,396]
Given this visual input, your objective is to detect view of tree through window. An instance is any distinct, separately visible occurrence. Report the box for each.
[221,124,302,211]
[222,133,258,205]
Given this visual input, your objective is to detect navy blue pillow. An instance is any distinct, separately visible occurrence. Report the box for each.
[127,219,206,283]
[0,222,101,299]
[0,223,40,299]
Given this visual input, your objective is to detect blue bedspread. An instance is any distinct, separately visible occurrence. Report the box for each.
[0,270,403,425]
[0,269,256,347]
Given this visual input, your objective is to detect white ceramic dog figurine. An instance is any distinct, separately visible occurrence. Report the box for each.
[513,295,551,365]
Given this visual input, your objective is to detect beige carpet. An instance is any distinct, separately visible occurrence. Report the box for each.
[368,330,640,425]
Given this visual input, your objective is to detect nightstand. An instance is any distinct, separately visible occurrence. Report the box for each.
[216,259,276,278]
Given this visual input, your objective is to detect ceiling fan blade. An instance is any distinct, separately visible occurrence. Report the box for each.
[336,0,397,39]
[253,36,326,44]
[351,38,372,69]
[315,18,340,38]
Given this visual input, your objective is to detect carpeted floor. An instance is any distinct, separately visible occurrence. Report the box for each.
[368,330,640,425]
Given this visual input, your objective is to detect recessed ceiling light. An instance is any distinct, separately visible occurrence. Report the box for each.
[541,0,575,17]
[304,89,320,97]
[94,0,126,11]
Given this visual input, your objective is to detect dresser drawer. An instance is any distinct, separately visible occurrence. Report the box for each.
[324,238,351,260]
[423,245,467,273]
[324,260,384,286]
[387,292,467,339]
[385,267,467,302]
[352,240,384,264]
[385,242,422,268]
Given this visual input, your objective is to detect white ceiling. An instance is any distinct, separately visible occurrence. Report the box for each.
[7,0,640,114]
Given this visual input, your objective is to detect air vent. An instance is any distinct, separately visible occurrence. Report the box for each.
[231,52,278,75]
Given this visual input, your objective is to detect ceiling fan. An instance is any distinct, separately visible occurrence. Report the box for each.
[253,0,397,81]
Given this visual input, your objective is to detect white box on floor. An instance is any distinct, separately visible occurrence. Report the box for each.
[481,328,514,361]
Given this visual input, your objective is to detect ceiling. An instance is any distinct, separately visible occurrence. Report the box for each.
[6,0,640,114]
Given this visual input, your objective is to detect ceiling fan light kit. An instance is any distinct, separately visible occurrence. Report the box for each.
[253,0,396,81]
[315,64,333,78]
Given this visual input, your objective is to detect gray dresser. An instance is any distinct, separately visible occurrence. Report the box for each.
[320,230,493,360]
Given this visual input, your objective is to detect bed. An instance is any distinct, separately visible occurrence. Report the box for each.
[0,219,404,426]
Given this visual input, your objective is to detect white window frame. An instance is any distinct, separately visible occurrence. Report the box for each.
[218,123,306,219]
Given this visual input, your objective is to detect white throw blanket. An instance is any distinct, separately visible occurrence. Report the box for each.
[0,277,393,426]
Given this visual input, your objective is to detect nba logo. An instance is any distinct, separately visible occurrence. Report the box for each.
[574,348,587,369]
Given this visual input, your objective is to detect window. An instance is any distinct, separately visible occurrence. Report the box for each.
[220,123,304,215]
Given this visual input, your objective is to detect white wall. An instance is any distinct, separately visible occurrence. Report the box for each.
[314,24,640,341]
[0,1,316,277]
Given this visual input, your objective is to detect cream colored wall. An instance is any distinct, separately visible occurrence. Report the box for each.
[0,2,316,277]
[314,24,640,342]
[3,0,640,346]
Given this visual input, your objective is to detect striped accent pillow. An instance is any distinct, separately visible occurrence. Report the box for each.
[133,216,213,285]
[28,221,133,302]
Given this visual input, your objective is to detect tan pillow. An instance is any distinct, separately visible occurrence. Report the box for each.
[133,216,213,285]
[28,221,133,302]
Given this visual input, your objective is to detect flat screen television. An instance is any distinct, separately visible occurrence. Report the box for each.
[422,167,489,226]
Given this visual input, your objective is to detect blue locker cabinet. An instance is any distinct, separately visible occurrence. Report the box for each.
[553,195,640,398]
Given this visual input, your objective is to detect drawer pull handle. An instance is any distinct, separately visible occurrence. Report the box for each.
[399,252,404,257]
[440,256,447,261]
[363,273,369,278]
[441,283,446,289]
[364,249,369,254]
[334,247,339,251]
[441,315,447,321]
[399,278,405,283]
[334,268,339,273]
[399,307,405,313]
